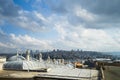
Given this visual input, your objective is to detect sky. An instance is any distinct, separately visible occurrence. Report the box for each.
[0,0,120,53]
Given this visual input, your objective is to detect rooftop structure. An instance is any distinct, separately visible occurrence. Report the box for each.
[0,56,6,62]
[35,67,99,80]
[3,50,46,70]
[2,50,99,80]
[93,58,112,63]
[8,55,26,61]
[0,56,6,70]
[2,50,70,71]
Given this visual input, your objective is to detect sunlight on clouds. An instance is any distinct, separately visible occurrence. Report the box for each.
[1,0,120,52]
[75,6,96,22]
[0,42,8,48]
[10,33,53,50]
[34,11,47,22]
[14,10,48,32]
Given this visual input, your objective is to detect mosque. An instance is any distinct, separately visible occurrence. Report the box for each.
[3,50,66,71]
[2,50,99,80]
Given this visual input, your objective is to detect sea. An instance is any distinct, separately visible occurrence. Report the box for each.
[108,52,120,58]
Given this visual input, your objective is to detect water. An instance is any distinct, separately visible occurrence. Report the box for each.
[110,52,120,56]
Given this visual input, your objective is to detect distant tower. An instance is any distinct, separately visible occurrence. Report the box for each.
[58,59,61,64]
[26,49,30,61]
[61,59,64,64]
[16,51,19,61]
[47,56,51,63]
[39,53,43,62]
[53,58,56,64]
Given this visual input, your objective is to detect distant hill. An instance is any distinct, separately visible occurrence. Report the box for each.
[0,50,116,61]
[39,50,113,60]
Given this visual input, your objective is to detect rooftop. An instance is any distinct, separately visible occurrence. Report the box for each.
[35,67,99,80]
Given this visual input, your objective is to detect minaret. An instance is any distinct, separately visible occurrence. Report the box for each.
[53,58,56,64]
[61,59,64,65]
[47,56,51,63]
[58,59,61,64]
[16,51,19,61]
[39,53,43,62]
[26,49,30,61]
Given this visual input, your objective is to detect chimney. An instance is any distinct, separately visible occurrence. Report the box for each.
[26,49,30,61]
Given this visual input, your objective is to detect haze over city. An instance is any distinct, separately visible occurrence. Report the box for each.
[0,0,120,53]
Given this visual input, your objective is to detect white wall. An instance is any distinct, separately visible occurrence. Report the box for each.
[0,62,3,70]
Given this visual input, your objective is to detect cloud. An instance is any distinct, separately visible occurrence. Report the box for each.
[0,28,54,52]
[0,30,17,53]
[10,34,53,50]
[74,6,96,22]
[0,0,51,32]
[48,14,120,51]
[34,0,120,29]
[0,44,16,53]
[1,9,51,32]
[52,0,120,16]
[81,0,120,16]
[14,10,47,32]
[0,30,53,53]
[32,0,68,14]
[1,0,120,30]
[55,28,120,51]
[0,0,20,17]
[1,0,120,52]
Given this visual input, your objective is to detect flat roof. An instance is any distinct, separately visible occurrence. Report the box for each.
[36,67,99,80]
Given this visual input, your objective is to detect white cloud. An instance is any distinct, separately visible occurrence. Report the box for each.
[56,28,120,51]
[15,10,47,32]
[0,29,54,53]
[34,11,48,22]
[55,24,66,40]
[75,6,96,22]
[1,0,120,52]
[2,10,50,32]
[48,14,120,51]
[0,42,8,48]
[10,34,53,50]
[0,43,16,53]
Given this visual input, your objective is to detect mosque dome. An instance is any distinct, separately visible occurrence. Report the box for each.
[3,61,23,70]
[3,60,46,70]
[8,55,26,61]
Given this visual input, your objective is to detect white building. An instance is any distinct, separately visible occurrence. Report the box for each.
[2,50,99,80]
[3,50,46,71]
